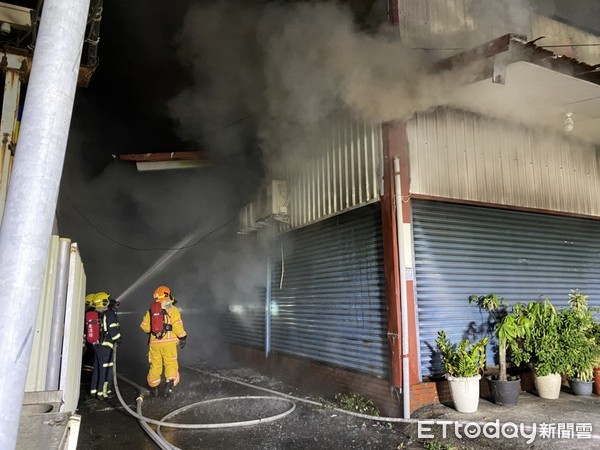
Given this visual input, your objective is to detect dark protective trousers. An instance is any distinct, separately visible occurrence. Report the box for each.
[90,344,114,398]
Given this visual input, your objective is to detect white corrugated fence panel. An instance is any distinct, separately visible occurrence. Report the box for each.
[59,243,86,412]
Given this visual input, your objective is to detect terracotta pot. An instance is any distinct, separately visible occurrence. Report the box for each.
[593,367,600,395]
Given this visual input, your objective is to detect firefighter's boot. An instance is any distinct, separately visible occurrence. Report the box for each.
[164,380,174,399]
[150,387,158,398]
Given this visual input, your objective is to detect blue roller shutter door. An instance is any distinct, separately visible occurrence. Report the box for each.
[270,204,390,378]
[412,200,600,377]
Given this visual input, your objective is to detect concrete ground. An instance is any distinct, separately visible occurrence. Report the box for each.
[406,387,600,449]
[75,362,600,449]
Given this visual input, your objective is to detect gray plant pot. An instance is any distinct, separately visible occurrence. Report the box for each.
[570,378,594,396]
[487,376,521,406]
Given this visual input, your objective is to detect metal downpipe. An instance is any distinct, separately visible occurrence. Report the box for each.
[0,0,91,447]
[45,238,71,390]
[393,157,410,418]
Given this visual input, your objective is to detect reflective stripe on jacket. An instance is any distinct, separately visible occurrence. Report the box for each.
[100,308,121,348]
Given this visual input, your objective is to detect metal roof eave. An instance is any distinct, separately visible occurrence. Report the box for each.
[434,33,600,144]
[113,151,211,172]
[437,33,600,85]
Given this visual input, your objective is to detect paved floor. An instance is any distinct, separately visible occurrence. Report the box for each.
[407,387,600,449]
[75,362,600,449]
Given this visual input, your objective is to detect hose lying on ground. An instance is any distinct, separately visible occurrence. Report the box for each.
[184,364,600,441]
[111,345,296,450]
[110,345,600,447]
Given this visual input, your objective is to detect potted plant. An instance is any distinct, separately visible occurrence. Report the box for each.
[591,322,600,395]
[469,294,531,406]
[435,331,488,413]
[513,297,565,399]
[561,290,599,396]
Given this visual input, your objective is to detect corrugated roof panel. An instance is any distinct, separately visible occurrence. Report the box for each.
[408,107,600,217]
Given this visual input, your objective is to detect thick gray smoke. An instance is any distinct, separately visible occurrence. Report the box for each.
[168,0,489,170]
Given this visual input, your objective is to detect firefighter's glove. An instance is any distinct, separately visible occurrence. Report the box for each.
[179,337,187,350]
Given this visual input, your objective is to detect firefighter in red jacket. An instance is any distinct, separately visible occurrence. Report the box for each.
[140,285,187,398]
[90,292,121,400]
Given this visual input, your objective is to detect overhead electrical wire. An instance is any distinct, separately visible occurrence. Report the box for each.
[194,106,266,142]
[62,192,238,251]
[416,43,600,51]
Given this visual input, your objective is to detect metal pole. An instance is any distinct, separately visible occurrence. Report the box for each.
[265,254,272,357]
[0,0,90,447]
[393,157,410,419]
[45,238,72,390]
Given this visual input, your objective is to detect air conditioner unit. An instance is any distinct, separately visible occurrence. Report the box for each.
[255,180,289,225]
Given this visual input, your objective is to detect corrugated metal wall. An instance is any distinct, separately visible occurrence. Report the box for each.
[408,107,600,217]
[269,205,389,377]
[397,1,600,65]
[412,200,600,377]
[287,114,383,229]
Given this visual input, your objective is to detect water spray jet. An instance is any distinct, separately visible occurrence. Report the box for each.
[116,228,203,304]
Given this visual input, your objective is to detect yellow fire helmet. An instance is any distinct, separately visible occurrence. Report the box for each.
[93,291,111,310]
[85,293,96,308]
[153,285,171,301]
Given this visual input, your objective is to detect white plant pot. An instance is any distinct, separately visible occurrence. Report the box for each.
[533,372,562,399]
[446,374,481,413]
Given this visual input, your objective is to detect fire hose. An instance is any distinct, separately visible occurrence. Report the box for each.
[111,344,296,450]
[111,345,600,448]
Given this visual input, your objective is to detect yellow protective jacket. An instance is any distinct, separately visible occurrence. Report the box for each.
[140,304,186,345]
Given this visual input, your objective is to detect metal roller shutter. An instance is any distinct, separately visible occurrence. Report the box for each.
[219,287,265,348]
[412,200,600,377]
[270,204,389,378]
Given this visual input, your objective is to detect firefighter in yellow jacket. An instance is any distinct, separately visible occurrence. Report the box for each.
[140,285,187,398]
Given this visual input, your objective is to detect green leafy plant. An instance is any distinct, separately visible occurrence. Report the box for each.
[560,291,599,382]
[511,297,566,377]
[435,331,488,378]
[333,392,380,416]
[469,294,532,381]
[423,440,456,450]
[568,289,589,313]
